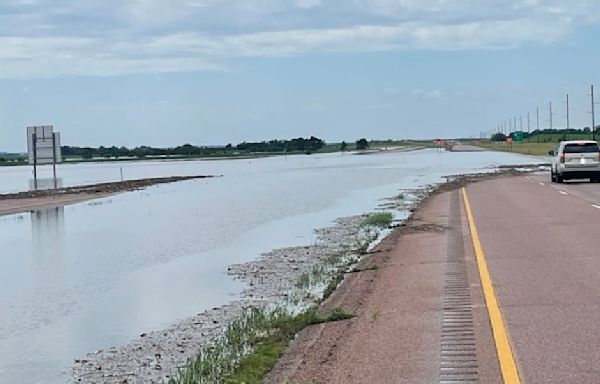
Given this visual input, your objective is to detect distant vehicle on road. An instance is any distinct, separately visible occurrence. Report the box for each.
[550,140,600,183]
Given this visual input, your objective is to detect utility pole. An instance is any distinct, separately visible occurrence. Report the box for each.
[549,101,553,130]
[513,116,517,134]
[527,111,530,133]
[566,94,570,141]
[536,106,540,143]
[520,115,523,131]
[592,84,596,142]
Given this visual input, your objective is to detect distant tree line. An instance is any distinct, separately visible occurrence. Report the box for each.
[1,136,377,164]
[491,127,600,142]
[61,136,327,159]
[235,136,325,152]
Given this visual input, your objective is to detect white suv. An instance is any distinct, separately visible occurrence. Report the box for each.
[550,140,600,183]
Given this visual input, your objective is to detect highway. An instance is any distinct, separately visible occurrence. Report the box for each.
[267,174,600,383]
[466,174,600,383]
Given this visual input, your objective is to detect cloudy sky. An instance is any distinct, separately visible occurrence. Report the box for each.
[1,0,600,151]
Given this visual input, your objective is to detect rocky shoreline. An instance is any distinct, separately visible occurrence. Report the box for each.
[72,196,419,383]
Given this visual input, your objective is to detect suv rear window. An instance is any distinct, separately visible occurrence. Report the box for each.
[563,143,600,153]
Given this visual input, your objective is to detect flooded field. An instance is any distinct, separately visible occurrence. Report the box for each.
[0,149,540,383]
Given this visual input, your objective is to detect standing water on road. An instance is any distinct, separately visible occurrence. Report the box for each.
[0,149,540,383]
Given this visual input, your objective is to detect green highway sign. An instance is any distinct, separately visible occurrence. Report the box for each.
[513,131,523,142]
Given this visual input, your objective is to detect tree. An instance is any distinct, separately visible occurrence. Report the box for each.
[491,133,507,142]
[340,141,348,151]
[356,138,369,150]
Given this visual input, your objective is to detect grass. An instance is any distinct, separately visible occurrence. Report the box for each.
[172,307,354,384]
[370,309,381,322]
[474,141,555,156]
[321,273,345,302]
[362,211,393,228]
[474,134,599,157]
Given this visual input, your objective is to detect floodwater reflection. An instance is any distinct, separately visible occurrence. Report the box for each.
[31,207,66,291]
[28,177,64,191]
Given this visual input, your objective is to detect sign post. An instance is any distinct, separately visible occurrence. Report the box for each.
[27,126,62,190]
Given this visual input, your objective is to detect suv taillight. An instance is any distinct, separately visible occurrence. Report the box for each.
[560,153,565,163]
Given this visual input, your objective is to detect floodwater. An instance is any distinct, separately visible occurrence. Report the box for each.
[0,149,540,383]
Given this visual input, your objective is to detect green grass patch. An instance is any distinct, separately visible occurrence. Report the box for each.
[172,306,354,384]
[319,308,354,323]
[362,211,393,228]
[321,273,345,302]
[475,141,555,156]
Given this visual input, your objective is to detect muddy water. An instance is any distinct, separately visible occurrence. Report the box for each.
[0,149,539,383]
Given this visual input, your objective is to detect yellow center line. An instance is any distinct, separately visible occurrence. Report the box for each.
[461,187,521,384]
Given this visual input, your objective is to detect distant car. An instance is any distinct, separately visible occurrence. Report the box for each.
[550,140,600,183]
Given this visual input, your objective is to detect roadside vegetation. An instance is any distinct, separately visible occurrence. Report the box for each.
[170,211,392,384]
[475,141,555,156]
[362,211,394,228]
[473,128,600,156]
[169,306,353,384]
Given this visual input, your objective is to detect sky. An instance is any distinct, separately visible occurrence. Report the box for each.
[1,0,600,151]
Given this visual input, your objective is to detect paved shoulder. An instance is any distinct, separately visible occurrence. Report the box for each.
[268,189,501,383]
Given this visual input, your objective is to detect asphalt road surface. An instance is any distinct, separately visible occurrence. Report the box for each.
[466,174,600,383]
[269,174,600,383]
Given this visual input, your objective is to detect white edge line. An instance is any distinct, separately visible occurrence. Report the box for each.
[539,182,545,186]
[592,204,600,210]
[559,191,568,195]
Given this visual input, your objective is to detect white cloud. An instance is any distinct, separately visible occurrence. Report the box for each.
[0,0,598,78]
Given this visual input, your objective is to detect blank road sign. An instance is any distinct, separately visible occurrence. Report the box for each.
[27,126,62,165]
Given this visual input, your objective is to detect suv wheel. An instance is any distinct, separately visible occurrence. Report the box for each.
[557,174,564,183]
[551,169,556,182]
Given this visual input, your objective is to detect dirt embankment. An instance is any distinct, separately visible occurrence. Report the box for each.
[0,175,219,201]
[0,175,220,216]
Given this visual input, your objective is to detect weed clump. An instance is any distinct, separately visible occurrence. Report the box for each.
[362,212,393,228]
